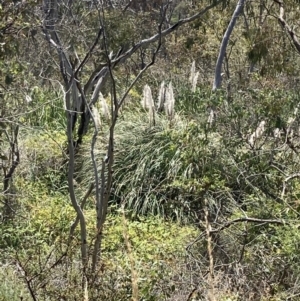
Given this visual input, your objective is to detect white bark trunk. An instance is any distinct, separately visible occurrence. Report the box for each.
[213,0,246,91]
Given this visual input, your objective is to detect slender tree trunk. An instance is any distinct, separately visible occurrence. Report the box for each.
[43,0,88,268]
[213,0,246,91]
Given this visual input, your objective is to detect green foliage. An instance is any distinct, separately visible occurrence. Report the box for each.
[3,0,300,299]
[98,214,197,300]
[0,180,73,250]
[24,87,66,129]
[175,84,215,115]
[19,129,67,189]
[3,82,300,299]
[1,195,197,300]
[0,1,35,58]
[0,266,30,301]
[103,214,195,258]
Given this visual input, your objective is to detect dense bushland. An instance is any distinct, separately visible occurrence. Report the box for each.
[2,84,300,300]
[2,0,300,300]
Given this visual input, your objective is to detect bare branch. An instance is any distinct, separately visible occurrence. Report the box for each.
[281,173,300,199]
[188,216,287,254]
[274,0,300,54]
[74,27,103,79]
[3,125,19,219]
[111,0,224,66]
[210,217,287,234]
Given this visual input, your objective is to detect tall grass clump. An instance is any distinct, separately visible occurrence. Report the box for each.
[25,87,66,130]
[112,108,228,221]
[110,85,300,222]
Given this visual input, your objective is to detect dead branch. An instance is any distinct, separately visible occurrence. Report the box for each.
[210,217,287,234]
[274,0,300,54]
[281,173,300,199]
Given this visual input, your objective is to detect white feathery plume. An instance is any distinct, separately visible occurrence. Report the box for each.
[99,92,110,121]
[286,107,298,137]
[189,61,199,92]
[249,120,266,147]
[141,84,154,110]
[189,61,196,85]
[287,116,295,137]
[165,81,175,119]
[207,108,215,127]
[142,84,155,125]
[157,81,166,112]
[192,71,199,92]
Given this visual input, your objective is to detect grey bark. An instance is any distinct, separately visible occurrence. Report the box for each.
[43,0,88,267]
[213,0,246,90]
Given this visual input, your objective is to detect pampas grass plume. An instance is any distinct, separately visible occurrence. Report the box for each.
[99,92,110,121]
[249,120,266,146]
[189,61,199,92]
[192,71,199,92]
[189,61,196,85]
[141,84,154,110]
[165,81,175,119]
[142,84,155,125]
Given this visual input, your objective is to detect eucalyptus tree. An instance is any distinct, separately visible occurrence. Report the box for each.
[212,0,300,90]
[213,0,247,90]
